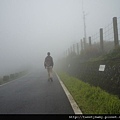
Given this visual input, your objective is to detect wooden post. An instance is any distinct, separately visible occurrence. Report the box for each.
[81,39,83,50]
[73,44,75,53]
[68,48,70,55]
[113,17,119,47]
[100,28,104,51]
[77,43,79,55]
[70,46,72,53]
[89,36,91,46]
[83,37,86,50]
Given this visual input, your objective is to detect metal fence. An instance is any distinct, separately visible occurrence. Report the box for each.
[103,21,114,53]
[61,17,120,97]
[65,17,120,56]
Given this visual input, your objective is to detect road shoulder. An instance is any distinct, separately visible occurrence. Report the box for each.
[55,72,82,114]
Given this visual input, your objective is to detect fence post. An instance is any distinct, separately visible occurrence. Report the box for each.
[100,28,104,51]
[83,37,86,50]
[77,43,79,55]
[70,46,72,53]
[73,44,75,53]
[81,39,83,51]
[68,48,70,55]
[113,17,119,47]
[89,36,91,46]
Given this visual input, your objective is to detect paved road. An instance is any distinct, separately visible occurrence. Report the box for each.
[0,68,74,114]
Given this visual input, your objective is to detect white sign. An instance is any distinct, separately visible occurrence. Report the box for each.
[99,65,105,71]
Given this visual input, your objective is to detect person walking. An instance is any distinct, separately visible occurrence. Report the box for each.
[44,52,54,81]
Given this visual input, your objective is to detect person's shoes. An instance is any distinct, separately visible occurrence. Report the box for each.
[50,78,53,82]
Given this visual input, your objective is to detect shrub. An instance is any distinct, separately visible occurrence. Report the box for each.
[3,75,9,82]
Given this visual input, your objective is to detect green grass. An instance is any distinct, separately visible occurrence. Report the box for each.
[58,72,120,114]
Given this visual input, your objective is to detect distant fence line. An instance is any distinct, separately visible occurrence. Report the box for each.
[65,17,120,56]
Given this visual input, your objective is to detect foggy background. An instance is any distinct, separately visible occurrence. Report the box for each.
[0,0,120,76]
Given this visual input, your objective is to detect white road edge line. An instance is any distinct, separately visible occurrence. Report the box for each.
[55,72,82,114]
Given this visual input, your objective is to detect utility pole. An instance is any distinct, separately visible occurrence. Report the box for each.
[82,0,88,44]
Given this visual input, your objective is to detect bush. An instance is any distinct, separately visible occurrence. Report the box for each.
[10,74,15,79]
[0,77,3,84]
[3,75,9,82]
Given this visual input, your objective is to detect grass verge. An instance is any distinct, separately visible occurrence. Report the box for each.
[58,72,120,114]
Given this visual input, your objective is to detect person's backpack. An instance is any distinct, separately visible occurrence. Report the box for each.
[45,56,53,67]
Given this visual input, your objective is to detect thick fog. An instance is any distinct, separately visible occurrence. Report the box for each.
[0,0,120,76]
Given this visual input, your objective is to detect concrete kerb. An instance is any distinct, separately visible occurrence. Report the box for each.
[55,72,83,114]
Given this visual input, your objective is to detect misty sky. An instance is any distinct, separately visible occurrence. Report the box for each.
[0,0,120,76]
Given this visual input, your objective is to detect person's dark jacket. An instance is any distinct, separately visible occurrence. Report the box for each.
[44,55,54,68]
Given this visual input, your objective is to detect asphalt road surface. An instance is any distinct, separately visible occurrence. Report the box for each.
[0,68,74,114]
